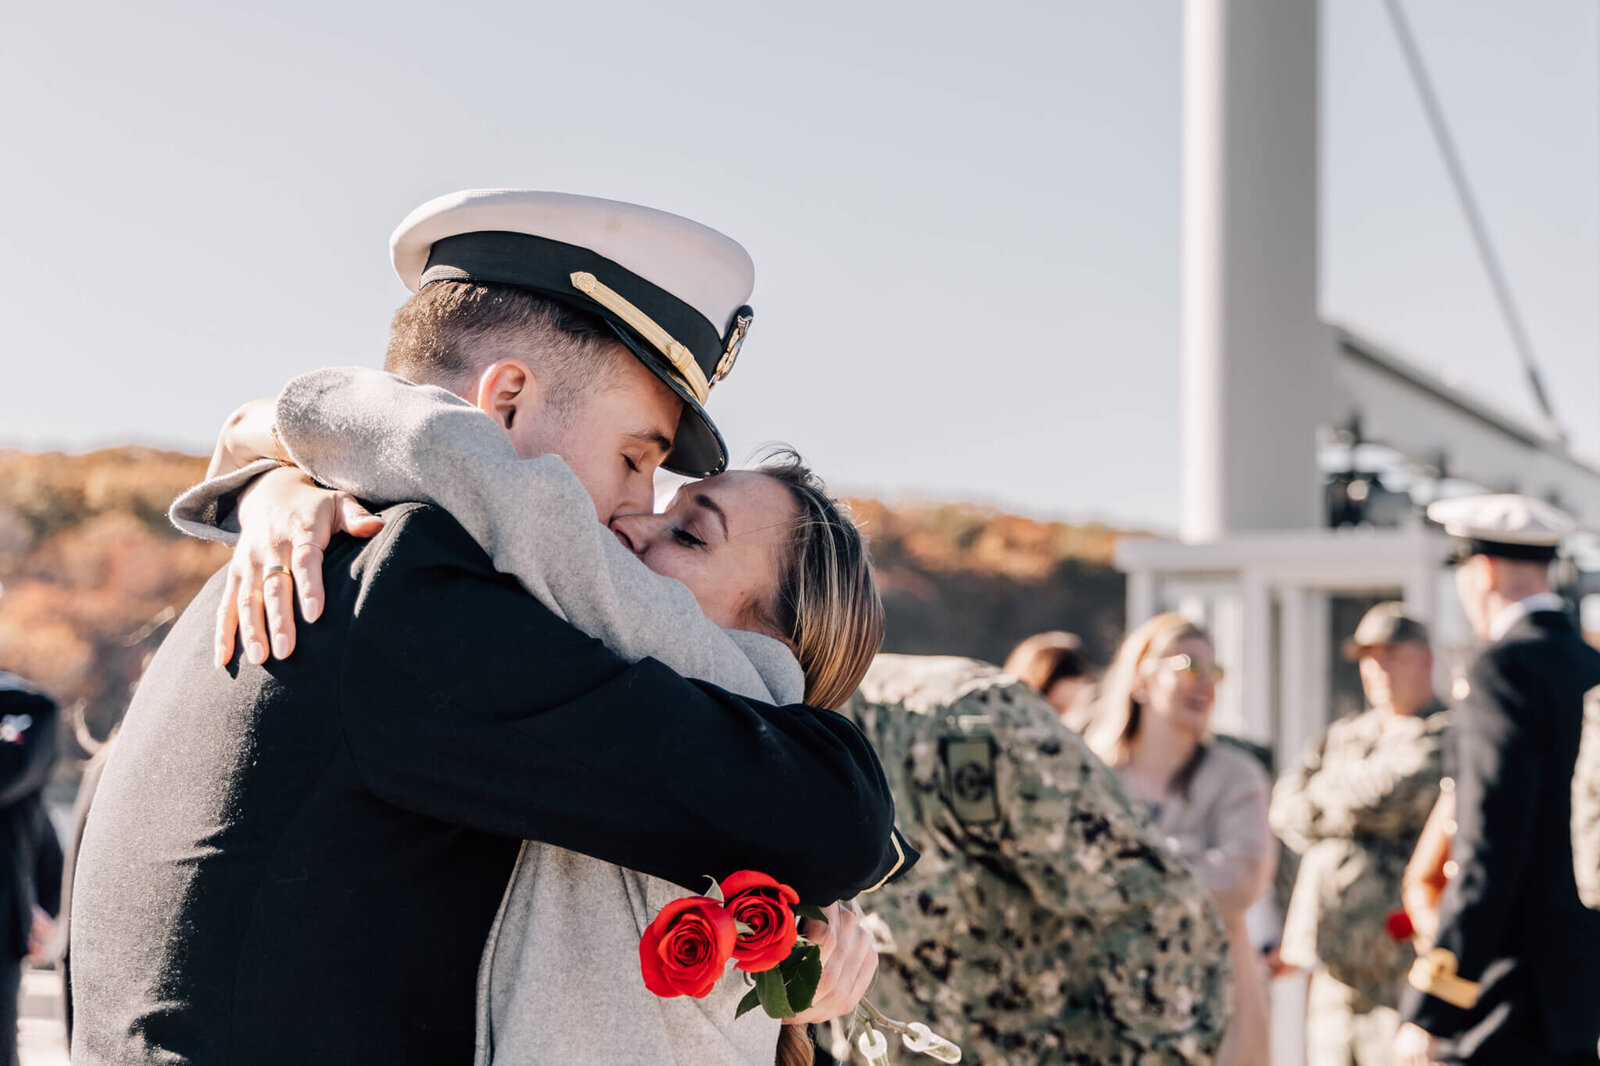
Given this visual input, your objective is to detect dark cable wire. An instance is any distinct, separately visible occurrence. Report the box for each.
[1380,0,1564,438]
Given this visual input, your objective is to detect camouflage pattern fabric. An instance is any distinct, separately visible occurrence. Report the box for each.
[844,655,1231,1065]
[1270,702,1449,1008]
[1575,685,1600,910]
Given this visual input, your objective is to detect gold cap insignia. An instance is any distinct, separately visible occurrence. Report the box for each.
[713,306,753,387]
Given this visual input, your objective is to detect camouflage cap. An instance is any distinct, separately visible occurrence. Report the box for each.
[1343,602,1430,660]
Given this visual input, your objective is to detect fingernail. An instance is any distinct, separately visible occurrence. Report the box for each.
[271,634,289,660]
[304,597,321,623]
[214,647,227,669]
[248,641,266,665]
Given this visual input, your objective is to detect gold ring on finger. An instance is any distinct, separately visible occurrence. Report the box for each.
[263,565,292,580]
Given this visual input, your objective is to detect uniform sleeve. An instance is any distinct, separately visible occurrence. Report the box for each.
[272,368,776,698]
[982,715,1232,1057]
[1269,730,1329,855]
[0,689,59,809]
[337,504,902,905]
[1403,650,1540,1035]
[1302,720,1446,839]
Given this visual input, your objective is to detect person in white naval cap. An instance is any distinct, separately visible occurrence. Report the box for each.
[69,190,905,1066]
[1393,494,1600,1066]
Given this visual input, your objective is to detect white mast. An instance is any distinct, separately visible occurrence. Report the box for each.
[1181,0,1325,542]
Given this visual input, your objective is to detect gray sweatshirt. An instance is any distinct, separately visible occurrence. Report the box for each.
[170,367,797,1065]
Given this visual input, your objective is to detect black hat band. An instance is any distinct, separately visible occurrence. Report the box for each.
[420,231,727,396]
[1456,538,1559,563]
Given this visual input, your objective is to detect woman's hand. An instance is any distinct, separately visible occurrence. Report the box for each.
[206,398,281,480]
[216,465,385,667]
[786,901,879,1026]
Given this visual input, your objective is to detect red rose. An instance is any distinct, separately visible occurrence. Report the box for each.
[639,896,736,998]
[1385,908,1415,942]
[722,869,801,972]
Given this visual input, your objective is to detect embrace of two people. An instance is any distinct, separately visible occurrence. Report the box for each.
[68,189,916,1066]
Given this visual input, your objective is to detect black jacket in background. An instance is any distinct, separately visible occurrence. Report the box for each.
[71,504,904,1066]
[0,675,59,962]
[1401,610,1600,1061]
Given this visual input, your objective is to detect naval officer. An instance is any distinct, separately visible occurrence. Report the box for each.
[70,190,903,1066]
[1395,494,1600,1065]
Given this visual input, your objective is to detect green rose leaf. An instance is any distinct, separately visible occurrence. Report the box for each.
[735,986,762,1020]
[794,904,829,924]
[701,876,725,903]
[754,967,794,1018]
[779,943,824,1014]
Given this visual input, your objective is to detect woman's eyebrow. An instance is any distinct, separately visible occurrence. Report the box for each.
[692,494,729,538]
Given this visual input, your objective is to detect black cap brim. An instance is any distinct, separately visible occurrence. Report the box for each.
[605,322,727,478]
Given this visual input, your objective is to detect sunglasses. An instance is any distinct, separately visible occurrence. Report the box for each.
[1150,653,1227,684]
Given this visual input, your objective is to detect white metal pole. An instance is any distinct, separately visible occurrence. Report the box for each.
[1181,0,1325,542]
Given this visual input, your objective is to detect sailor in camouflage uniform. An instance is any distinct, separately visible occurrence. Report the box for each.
[839,654,1231,1065]
[1271,603,1449,1066]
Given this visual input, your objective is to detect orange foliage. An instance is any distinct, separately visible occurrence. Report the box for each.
[0,449,1139,756]
[0,448,228,744]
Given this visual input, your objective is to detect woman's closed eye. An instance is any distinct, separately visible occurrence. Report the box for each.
[671,526,707,549]
[623,455,641,473]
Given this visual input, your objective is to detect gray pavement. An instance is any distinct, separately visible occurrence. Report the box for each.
[18,968,67,1066]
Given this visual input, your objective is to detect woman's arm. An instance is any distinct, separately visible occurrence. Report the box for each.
[205,398,279,480]
[272,368,786,698]
[177,368,794,702]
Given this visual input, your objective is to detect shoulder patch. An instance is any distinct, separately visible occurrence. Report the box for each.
[941,734,999,825]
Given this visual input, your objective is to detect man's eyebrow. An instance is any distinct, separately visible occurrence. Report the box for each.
[627,430,674,455]
[693,494,729,539]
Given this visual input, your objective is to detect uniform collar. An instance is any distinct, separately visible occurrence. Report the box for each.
[1487,592,1566,642]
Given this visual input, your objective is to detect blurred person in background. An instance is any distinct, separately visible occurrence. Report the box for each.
[0,666,60,1066]
[1393,496,1600,1066]
[1087,612,1276,1066]
[1271,603,1450,1066]
[1002,631,1098,730]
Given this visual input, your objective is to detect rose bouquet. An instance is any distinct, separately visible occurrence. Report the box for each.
[640,870,961,1062]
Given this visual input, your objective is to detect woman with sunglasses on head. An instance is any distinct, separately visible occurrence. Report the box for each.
[1086,612,1275,1066]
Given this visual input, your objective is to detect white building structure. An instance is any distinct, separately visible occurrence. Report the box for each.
[1118,1,1600,1060]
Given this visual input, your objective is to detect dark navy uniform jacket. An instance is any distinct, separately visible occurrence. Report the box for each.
[1402,609,1600,1063]
[70,504,902,1065]
[0,675,59,963]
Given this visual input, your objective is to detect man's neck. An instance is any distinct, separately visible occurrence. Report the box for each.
[1485,588,1562,642]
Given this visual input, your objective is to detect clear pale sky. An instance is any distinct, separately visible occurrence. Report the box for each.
[2,1,1596,530]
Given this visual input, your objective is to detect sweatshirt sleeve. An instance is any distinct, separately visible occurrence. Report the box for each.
[270,368,781,700]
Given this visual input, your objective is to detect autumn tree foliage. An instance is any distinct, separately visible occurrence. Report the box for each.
[0,448,227,749]
[0,449,1131,771]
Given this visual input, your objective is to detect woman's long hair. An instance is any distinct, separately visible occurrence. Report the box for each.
[1084,612,1213,795]
[755,448,885,711]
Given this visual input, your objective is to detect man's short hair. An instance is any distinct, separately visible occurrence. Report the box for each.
[385,281,625,417]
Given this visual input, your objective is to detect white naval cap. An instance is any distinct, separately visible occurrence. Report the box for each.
[1426,493,1577,562]
[390,189,757,478]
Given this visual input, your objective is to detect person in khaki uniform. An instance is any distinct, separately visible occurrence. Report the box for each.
[1271,603,1449,1065]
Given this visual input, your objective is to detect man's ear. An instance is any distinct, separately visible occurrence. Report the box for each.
[473,359,545,431]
